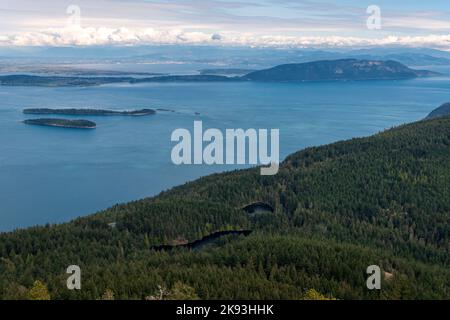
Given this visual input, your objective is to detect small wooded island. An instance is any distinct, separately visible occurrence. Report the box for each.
[23,108,156,116]
[23,118,96,129]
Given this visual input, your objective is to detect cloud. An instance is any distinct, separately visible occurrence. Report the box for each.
[0,27,210,46]
[384,16,450,31]
[1,1,450,49]
[211,33,222,41]
[1,25,449,49]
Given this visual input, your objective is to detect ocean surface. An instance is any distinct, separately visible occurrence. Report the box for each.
[1,70,450,231]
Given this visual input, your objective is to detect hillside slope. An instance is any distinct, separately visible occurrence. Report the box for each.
[242,59,438,82]
[427,102,450,119]
[0,117,449,300]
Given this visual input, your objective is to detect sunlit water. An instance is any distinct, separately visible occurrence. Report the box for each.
[1,73,450,231]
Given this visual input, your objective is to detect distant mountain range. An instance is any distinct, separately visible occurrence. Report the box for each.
[2,46,450,68]
[0,59,440,87]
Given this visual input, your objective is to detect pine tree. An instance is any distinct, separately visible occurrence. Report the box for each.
[167,282,200,300]
[28,280,50,300]
[101,289,115,300]
[302,289,335,300]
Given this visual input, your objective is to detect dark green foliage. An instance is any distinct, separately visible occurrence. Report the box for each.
[426,102,450,119]
[1,117,449,299]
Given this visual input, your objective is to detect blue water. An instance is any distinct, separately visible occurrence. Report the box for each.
[1,76,450,231]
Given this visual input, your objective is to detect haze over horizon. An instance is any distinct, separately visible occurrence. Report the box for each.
[0,0,449,49]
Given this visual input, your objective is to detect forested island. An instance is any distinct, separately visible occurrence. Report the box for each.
[23,108,156,116]
[0,59,440,87]
[242,59,440,82]
[23,118,96,129]
[1,114,449,300]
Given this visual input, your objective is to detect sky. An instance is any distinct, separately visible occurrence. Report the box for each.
[0,0,449,48]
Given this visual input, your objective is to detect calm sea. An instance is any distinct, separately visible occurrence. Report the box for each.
[1,71,450,231]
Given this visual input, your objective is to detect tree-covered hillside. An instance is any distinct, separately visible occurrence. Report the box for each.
[427,102,450,119]
[0,117,449,300]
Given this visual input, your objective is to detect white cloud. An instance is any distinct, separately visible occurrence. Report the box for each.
[383,17,450,31]
[1,26,450,49]
[2,0,450,51]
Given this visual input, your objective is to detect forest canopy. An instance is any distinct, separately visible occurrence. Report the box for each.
[0,116,449,300]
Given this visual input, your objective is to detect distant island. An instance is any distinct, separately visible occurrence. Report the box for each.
[23,108,156,116]
[426,102,450,119]
[0,75,134,87]
[0,64,166,77]
[0,59,440,87]
[132,74,235,83]
[23,118,96,129]
[0,74,235,87]
[242,59,440,82]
